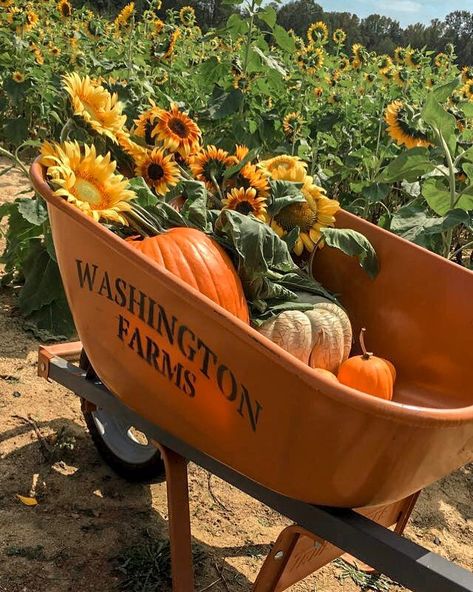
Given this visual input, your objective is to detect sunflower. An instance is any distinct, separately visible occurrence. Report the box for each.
[298,46,324,75]
[133,102,163,145]
[236,165,269,198]
[62,73,127,142]
[39,141,61,167]
[12,71,25,83]
[179,5,195,26]
[405,49,422,69]
[283,112,304,140]
[222,187,267,221]
[385,101,431,149]
[44,141,136,225]
[115,2,134,29]
[116,130,147,162]
[461,67,473,83]
[307,21,328,44]
[378,55,393,73]
[153,18,164,34]
[134,148,180,196]
[313,86,323,97]
[394,68,409,87]
[152,104,201,158]
[270,184,339,256]
[461,79,473,100]
[57,0,71,17]
[364,72,376,84]
[332,28,346,44]
[154,29,180,60]
[232,72,248,91]
[393,47,407,64]
[50,45,61,57]
[84,19,102,39]
[25,10,39,29]
[434,52,449,69]
[0,0,13,7]
[338,56,350,72]
[351,43,365,69]
[259,155,307,183]
[155,69,168,85]
[34,48,44,65]
[233,145,249,162]
[189,145,234,192]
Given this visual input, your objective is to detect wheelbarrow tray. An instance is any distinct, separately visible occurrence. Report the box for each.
[31,161,473,508]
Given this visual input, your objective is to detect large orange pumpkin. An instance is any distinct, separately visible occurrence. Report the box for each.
[337,328,395,400]
[128,228,249,323]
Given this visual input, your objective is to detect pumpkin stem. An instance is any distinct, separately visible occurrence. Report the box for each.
[360,328,373,360]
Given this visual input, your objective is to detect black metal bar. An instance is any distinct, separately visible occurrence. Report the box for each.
[47,356,473,592]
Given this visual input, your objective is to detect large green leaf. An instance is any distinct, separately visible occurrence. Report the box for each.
[128,177,159,207]
[208,89,244,120]
[430,78,460,103]
[390,202,469,245]
[422,178,452,215]
[18,242,63,317]
[23,290,75,341]
[181,180,210,232]
[258,7,277,28]
[378,148,433,183]
[321,228,379,279]
[422,95,457,155]
[17,198,48,226]
[273,25,295,53]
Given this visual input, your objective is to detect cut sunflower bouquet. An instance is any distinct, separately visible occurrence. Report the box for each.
[36,73,380,386]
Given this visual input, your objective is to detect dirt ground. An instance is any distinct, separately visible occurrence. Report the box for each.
[0,160,472,592]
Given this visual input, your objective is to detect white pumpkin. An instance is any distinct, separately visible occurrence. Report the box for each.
[258,294,352,373]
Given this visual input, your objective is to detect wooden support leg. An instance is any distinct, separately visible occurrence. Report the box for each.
[153,442,194,592]
[253,492,421,592]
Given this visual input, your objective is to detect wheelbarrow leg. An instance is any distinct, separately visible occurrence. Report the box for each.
[253,492,421,592]
[153,442,194,592]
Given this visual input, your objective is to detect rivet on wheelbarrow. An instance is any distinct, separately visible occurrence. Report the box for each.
[274,551,284,560]
[40,362,46,372]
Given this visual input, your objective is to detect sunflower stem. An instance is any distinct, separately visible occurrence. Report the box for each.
[210,173,224,204]
[0,146,29,178]
[239,0,257,117]
[435,128,457,258]
[59,118,74,143]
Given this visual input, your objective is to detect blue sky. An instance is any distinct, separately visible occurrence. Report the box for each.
[317,0,468,27]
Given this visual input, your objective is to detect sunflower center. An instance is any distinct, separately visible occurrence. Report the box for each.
[74,177,104,206]
[168,117,189,138]
[147,163,164,181]
[235,201,254,215]
[275,202,317,232]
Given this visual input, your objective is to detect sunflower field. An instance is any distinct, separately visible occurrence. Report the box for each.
[1,0,473,339]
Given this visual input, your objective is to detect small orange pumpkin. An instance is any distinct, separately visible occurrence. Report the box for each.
[128,228,249,323]
[337,328,395,400]
[313,368,339,382]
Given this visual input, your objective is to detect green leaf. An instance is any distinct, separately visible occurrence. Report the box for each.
[390,201,469,245]
[363,183,390,203]
[273,25,295,53]
[216,209,295,275]
[208,89,244,120]
[277,272,337,302]
[430,78,460,103]
[181,180,210,231]
[422,178,452,215]
[3,118,29,145]
[128,177,159,207]
[199,57,228,86]
[463,163,473,180]
[23,290,75,341]
[463,103,473,118]
[251,46,286,77]
[258,7,277,28]
[378,148,433,183]
[266,180,305,216]
[18,243,64,317]
[17,198,48,226]
[226,14,248,36]
[321,228,379,279]
[422,96,457,155]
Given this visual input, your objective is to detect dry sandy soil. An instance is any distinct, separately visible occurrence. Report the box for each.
[0,159,471,591]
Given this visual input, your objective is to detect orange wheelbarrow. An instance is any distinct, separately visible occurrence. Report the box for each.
[32,161,473,591]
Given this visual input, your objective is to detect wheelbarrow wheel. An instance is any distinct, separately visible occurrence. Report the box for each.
[79,350,166,483]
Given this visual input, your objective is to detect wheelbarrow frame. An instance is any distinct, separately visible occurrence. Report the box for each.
[38,343,473,592]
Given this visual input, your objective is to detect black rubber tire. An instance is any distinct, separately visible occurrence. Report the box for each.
[79,350,166,483]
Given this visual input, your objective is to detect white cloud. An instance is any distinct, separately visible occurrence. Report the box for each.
[377,0,422,13]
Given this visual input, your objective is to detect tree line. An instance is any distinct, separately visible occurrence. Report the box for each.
[83,0,473,66]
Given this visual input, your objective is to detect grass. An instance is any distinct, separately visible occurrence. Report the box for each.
[334,558,396,591]
[114,530,206,592]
